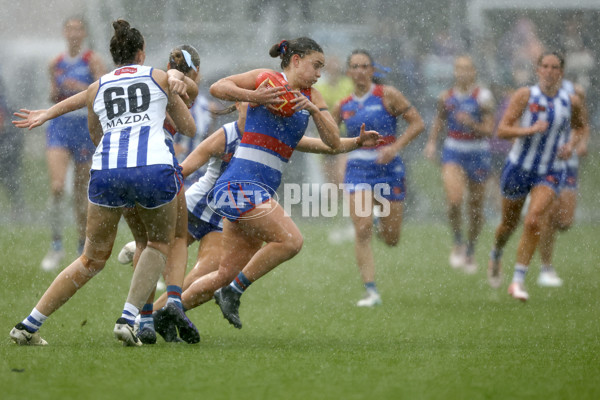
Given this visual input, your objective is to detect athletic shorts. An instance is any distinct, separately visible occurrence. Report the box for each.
[88,164,181,208]
[211,180,272,222]
[344,157,406,201]
[47,115,96,163]
[441,147,491,183]
[559,164,578,191]
[187,211,222,241]
[500,162,561,200]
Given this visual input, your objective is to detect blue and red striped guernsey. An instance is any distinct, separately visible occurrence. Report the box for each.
[216,90,312,194]
[444,87,484,141]
[339,84,397,141]
[241,131,294,160]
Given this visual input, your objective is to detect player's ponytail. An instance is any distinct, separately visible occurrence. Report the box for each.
[110,19,144,66]
[269,37,323,69]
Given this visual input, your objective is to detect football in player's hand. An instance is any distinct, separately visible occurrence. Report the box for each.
[255,71,296,117]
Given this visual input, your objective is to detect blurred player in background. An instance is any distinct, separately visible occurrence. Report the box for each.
[41,16,105,271]
[333,49,424,307]
[488,52,584,300]
[424,55,495,274]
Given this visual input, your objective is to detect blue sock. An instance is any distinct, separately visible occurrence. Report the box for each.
[229,272,252,294]
[120,302,138,326]
[139,303,154,331]
[453,232,463,246]
[466,241,475,257]
[512,263,528,284]
[166,285,183,310]
[51,239,62,252]
[365,281,378,294]
[21,308,47,333]
[490,248,503,261]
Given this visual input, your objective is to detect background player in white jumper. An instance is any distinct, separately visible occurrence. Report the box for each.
[487,52,585,300]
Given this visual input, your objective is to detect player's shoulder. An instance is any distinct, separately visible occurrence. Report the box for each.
[49,52,65,68]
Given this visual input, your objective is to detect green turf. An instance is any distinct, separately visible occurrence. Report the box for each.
[1,220,599,400]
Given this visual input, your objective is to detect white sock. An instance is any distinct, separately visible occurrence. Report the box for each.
[21,308,48,333]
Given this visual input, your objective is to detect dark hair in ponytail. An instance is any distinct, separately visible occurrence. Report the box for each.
[269,37,323,69]
[109,19,144,65]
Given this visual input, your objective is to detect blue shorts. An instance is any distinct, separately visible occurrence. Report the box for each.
[344,157,406,201]
[88,165,181,208]
[47,115,96,163]
[187,211,222,241]
[441,147,491,183]
[500,162,561,200]
[211,180,272,222]
[560,164,578,191]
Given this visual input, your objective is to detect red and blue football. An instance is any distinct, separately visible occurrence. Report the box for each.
[255,71,296,117]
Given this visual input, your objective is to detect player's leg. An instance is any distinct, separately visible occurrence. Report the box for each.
[538,189,576,287]
[464,178,486,273]
[347,190,381,306]
[215,200,304,327]
[377,200,403,247]
[167,231,223,311]
[41,147,70,271]
[69,116,96,255]
[72,160,92,254]
[161,192,189,311]
[508,185,556,300]
[442,163,468,269]
[488,195,526,288]
[11,203,120,345]
[203,220,263,328]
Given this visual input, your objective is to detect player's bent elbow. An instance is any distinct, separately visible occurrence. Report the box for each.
[180,120,197,137]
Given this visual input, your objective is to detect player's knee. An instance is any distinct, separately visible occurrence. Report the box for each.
[282,233,304,256]
[556,219,573,232]
[50,182,65,196]
[524,214,542,233]
[78,254,107,276]
[384,235,400,247]
[448,199,462,210]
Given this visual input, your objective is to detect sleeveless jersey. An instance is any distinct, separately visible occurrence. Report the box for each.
[52,50,95,115]
[507,85,572,175]
[218,72,311,194]
[339,84,397,162]
[186,121,242,228]
[91,65,170,171]
[442,86,492,152]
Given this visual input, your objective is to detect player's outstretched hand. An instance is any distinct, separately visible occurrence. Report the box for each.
[13,109,49,130]
[356,123,381,147]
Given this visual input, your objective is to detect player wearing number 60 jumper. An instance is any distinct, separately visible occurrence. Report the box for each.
[9,19,195,347]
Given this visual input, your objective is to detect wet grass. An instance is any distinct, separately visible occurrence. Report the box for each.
[1,220,599,400]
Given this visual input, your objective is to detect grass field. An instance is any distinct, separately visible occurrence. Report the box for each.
[1,218,599,400]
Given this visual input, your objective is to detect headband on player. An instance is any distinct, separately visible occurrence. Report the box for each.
[181,50,197,72]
